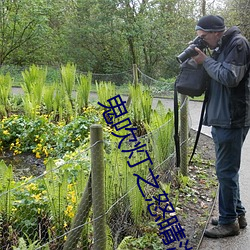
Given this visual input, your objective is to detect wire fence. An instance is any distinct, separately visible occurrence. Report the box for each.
[0,66,191,249]
[0,64,175,97]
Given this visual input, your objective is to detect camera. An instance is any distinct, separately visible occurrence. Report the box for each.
[176,36,208,64]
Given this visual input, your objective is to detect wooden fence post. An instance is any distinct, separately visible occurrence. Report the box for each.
[91,124,106,250]
[133,63,138,86]
[126,64,138,108]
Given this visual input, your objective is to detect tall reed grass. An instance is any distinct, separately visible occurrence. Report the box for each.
[0,73,12,116]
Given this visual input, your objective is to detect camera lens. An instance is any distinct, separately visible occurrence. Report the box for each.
[176,37,208,63]
[176,45,198,63]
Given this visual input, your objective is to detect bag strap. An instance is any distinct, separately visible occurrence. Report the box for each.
[189,91,208,164]
[174,81,208,168]
[174,80,180,168]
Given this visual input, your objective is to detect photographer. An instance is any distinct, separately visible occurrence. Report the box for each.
[192,15,250,238]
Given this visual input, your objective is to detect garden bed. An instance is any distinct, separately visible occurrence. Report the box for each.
[0,152,45,180]
[0,129,217,250]
[0,64,217,249]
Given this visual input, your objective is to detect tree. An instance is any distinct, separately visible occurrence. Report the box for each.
[66,0,200,78]
[0,0,230,79]
[0,0,50,65]
[220,0,250,39]
[63,0,130,73]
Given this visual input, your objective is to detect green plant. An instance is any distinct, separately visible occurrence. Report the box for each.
[0,65,24,86]
[12,176,49,241]
[0,115,57,157]
[60,62,76,102]
[145,100,174,165]
[178,172,191,189]
[43,84,55,114]
[105,134,151,238]
[96,81,116,107]
[43,63,77,122]
[117,232,163,250]
[43,159,68,224]
[173,189,180,208]
[13,233,49,250]
[0,87,184,248]
[127,170,146,225]
[129,83,152,125]
[160,182,171,195]
[21,65,47,118]
[76,72,92,111]
[141,89,153,124]
[52,82,66,121]
[0,161,15,222]
[0,73,12,117]
[0,110,100,158]
[0,161,18,248]
[51,80,74,122]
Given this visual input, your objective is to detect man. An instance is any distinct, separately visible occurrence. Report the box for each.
[192,15,250,238]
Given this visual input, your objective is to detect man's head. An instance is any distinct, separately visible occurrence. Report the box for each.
[195,15,225,49]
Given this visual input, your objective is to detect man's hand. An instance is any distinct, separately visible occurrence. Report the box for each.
[192,47,207,64]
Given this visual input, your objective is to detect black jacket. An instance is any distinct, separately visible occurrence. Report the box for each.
[203,26,250,128]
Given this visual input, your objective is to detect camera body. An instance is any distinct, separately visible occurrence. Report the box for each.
[176,36,208,63]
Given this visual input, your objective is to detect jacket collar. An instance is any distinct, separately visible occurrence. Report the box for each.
[221,26,241,46]
[212,26,241,58]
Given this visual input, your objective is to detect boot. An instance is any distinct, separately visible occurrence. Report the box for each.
[204,222,240,238]
[211,214,247,229]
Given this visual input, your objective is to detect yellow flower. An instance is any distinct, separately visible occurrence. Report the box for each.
[32,193,42,201]
[12,207,17,212]
[26,183,37,191]
[71,195,76,204]
[65,205,74,218]
[36,152,41,158]
[14,149,22,155]
[42,147,49,157]
[3,130,9,135]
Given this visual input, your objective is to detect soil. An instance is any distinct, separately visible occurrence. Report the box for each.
[167,130,217,250]
[0,152,45,180]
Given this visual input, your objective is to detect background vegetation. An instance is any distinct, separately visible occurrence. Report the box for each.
[0,0,237,248]
[0,0,249,81]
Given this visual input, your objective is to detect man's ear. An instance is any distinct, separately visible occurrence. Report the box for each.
[216,31,224,39]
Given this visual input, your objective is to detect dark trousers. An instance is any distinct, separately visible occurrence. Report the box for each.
[211,126,249,225]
